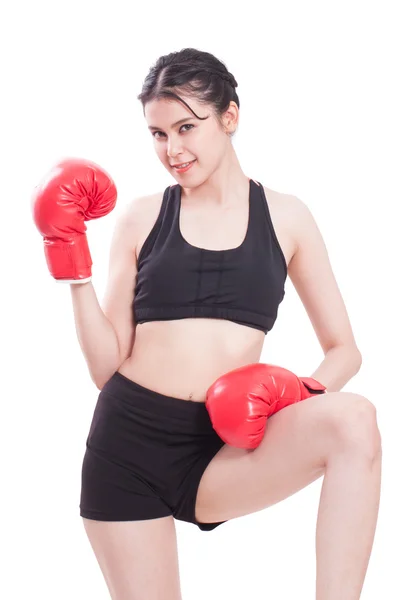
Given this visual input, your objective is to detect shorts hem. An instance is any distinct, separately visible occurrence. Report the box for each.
[80,508,173,522]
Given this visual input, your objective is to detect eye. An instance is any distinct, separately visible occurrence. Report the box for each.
[152,124,194,139]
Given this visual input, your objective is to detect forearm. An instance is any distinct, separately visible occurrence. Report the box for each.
[310,345,362,393]
[69,281,122,388]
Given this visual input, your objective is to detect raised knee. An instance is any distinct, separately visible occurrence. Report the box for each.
[331,394,382,459]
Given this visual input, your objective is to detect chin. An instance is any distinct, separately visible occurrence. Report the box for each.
[169,167,204,188]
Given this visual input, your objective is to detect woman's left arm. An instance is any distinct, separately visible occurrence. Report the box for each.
[286,195,362,392]
[310,345,362,392]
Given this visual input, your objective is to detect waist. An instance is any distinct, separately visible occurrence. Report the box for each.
[119,319,264,402]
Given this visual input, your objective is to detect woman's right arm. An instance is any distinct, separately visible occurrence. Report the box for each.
[70,197,143,390]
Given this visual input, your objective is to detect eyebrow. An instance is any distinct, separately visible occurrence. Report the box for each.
[147,117,196,131]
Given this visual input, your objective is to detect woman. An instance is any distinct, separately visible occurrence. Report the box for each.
[33,48,382,599]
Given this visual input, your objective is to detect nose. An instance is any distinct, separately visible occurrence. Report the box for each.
[167,135,184,159]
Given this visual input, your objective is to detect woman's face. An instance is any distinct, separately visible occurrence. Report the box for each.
[144,95,234,186]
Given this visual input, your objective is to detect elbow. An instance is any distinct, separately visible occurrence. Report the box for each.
[347,347,363,374]
[93,372,114,391]
[353,348,363,370]
[89,350,131,392]
[90,370,113,392]
[92,376,104,391]
[328,344,362,371]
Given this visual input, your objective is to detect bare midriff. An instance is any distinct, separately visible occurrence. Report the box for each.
[118,184,295,403]
[118,318,265,402]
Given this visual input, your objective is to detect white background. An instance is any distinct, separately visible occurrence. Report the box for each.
[1,0,398,598]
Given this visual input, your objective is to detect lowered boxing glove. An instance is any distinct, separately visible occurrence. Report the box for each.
[206,363,326,449]
[32,158,117,283]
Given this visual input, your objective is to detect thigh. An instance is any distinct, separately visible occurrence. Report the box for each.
[195,391,350,523]
[82,515,182,600]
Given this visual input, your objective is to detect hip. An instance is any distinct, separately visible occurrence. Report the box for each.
[86,371,224,476]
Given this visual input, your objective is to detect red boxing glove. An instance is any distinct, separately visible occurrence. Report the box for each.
[206,363,326,449]
[32,158,117,283]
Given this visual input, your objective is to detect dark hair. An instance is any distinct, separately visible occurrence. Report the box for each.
[137,48,240,137]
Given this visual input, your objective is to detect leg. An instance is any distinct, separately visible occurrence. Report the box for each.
[195,391,382,598]
[82,515,182,600]
[195,392,336,522]
[315,401,382,600]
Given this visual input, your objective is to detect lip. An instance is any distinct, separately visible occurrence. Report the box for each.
[171,159,195,167]
[172,159,196,174]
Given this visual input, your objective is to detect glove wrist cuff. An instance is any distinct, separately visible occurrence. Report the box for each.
[300,376,327,396]
[43,235,92,281]
[56,277,92,284]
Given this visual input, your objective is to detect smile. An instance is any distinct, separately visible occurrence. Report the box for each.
[173,160,196,173]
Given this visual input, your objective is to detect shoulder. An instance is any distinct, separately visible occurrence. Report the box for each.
[262,184,302,214]
[126,189,165,219]
[259,185,305,257]
[261,185,317,251]
[122,189,168,259]
[121,189,166,234]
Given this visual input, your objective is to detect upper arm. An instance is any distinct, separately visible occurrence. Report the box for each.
[101,197,143,365]
[287,196,361,357]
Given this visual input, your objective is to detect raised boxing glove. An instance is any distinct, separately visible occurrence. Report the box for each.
[206,363,326,449]
[32,158,117,283]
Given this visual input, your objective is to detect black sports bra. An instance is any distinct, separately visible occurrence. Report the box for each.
[133,179,287,334]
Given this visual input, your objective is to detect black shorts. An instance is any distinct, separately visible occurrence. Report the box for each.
[79,371,227,531]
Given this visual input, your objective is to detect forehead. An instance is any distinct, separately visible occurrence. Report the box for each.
[144,96,205,126]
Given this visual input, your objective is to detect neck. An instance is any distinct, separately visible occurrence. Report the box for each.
[181,151,250,208]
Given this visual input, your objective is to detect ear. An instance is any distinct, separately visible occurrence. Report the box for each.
[222,101,239,134]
